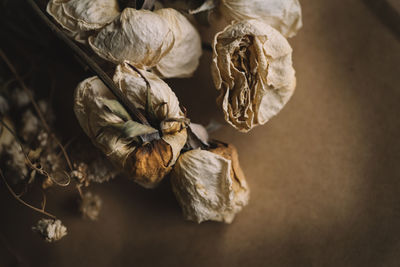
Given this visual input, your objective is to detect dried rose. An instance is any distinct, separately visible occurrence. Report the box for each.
[219,0,302,38]
[74,62,187,188]
[32,219,67,242]
[47,0,120,43]
[171,142,249,223]
[212,20,296,132]
[153,8,202,78]
[89,8,174,68]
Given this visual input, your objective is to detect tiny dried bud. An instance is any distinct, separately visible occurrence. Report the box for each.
[89,8,174,68]
[80,192,102,220]
[219,0,302,38]
[32,219,67,242]
[70,162,89,185]
[171,142,249,223]
[212,20,296,132]
[42,176,54,189]
[74,62,187,188]
[47,0,120,43]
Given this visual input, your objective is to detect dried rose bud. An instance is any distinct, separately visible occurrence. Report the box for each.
[47,0,120,43]
[212,20,296,132]
[219,0,302,38]
[89,8,174,68]
[80,192,102,220]
[32,219,67,242]
[74,62,187,188]
[171,142,249,223]
[153,8,202,78]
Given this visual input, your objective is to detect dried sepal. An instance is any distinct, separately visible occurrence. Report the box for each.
[89,8,174,68]
[219,0,302,38]
[74,62,187,188]
[47,0,120,43]
[171,142,249,223]
[212,20,296,132]
[153,8,202,78]
[32,219,67,242]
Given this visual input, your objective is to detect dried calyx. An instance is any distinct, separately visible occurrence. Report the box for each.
[74,62,188,188]
[212,20,296,132]
[171,141,249,223]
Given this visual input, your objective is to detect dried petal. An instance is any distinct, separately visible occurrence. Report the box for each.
[47,0,120,43]
[74,62,187,188]
[89,8,174,67]
[32,219,67,242]
[171,142,249,223]
[219,0,302,38]
[212,20,296,132]
[153,8,202,78]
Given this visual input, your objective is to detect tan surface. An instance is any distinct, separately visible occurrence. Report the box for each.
[1,1,400,266]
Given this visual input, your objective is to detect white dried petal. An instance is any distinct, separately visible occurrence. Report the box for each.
[220,0,302,38]
[32,219,67,242]
[89,8,174,68]
[47,0,120,43]
[153,8,202,78]
[74,62,187,188]
[212,20,296,132]
[171,143,249,223]
[80,192,102,220]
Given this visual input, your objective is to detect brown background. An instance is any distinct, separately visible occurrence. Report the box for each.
[1,0,400,266]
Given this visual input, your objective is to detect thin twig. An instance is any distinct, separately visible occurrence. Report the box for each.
[25,0,150,126]
[0,169,56,219]
[0,48,73,171]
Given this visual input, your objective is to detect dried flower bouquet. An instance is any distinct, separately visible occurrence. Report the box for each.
[0,0,302,242]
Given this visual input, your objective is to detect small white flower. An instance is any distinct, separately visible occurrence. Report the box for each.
[32,219,67,242]
[80,192,102,220]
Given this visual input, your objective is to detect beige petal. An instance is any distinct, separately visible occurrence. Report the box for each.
[47,0,120,43]
[220,0,302,38]
[153,8,202,78]
[88,8,174,67]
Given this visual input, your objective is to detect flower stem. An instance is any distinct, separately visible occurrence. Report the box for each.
[25,0,151,127]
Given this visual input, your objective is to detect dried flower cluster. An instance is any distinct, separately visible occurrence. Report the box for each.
[32,218,67,242]
[0,0,303,238]
[80,191,102,220]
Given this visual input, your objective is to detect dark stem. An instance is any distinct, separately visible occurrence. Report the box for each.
[25,0,151,126]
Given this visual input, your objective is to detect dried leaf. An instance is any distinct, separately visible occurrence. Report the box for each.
[100,98,132,122]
